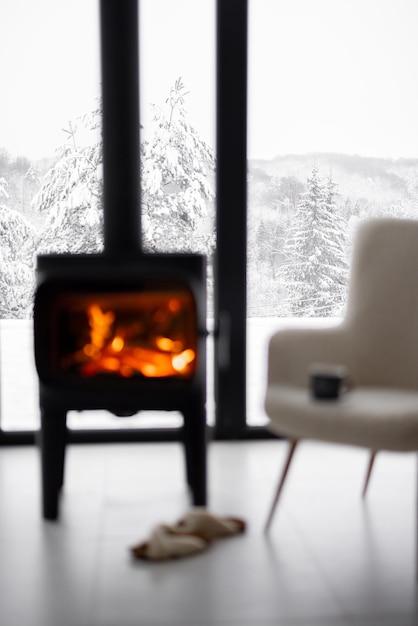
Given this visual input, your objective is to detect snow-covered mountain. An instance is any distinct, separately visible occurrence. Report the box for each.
[249,152,418,206]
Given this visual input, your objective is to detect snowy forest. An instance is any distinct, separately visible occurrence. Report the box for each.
[2,78,418,320]
[248,153,418,317]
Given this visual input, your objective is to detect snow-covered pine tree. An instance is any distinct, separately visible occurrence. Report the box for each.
[0,177,37,318]
[140,78,215,255]
[33,103,104,254]
[283,167,348,317]
[247,210,288,316]
[33,80,215,259]
[323,172,349,314]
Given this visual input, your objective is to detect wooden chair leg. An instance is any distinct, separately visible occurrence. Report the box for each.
[362,450,377,498]
[264,439,298,533]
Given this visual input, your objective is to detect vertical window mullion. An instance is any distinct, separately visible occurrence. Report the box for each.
[214,0,248,437]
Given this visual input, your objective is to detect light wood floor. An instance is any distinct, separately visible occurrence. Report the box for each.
[0,439,417,625]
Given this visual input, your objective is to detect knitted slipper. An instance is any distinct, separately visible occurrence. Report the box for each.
[171,509,246,541]
[131,524,209,561]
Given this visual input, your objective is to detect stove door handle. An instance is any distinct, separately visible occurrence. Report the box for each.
[215,311,231,371]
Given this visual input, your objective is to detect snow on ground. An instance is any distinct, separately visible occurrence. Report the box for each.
[0,317,340,431]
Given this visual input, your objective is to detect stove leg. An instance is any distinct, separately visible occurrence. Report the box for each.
[39,408,67,520]
[183,403,207,507]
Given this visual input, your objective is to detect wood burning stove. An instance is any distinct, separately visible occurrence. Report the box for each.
[34,254,207,520]
[34,0,207,519]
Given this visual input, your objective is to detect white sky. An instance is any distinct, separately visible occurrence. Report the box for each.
[0,0,418,161]
[249,0,418,160]
[0,0,100,160]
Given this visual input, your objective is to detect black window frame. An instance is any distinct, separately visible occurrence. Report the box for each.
[0,0,273,446]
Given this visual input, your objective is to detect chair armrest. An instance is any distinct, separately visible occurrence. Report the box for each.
[267,323,354,388]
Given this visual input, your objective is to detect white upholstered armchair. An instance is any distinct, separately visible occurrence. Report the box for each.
[264,217,418,531]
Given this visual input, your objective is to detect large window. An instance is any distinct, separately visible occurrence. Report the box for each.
[0,0,101,431]
[247,0,418,425]
[2,0,418,436]
[0,0,215,433]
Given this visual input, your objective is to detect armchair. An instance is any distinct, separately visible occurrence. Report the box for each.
[264,217,418,531]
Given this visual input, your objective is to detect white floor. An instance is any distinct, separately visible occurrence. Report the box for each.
[0,439,417,626]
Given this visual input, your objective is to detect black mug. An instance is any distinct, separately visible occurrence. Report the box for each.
[309,364,348,400]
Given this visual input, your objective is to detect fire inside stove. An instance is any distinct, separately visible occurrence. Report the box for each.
[51,288,198,379]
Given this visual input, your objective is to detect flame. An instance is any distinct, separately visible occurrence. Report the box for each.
[111,336,124,352]
[88,305,115,349]
[83,344,97,357]
[168,298,181,313]
[155,336,183,352]
[172,349,196,372]
[155,336,175,351]
[60,298,197,379]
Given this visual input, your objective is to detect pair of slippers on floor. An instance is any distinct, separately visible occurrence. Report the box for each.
[131,509,246,561]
